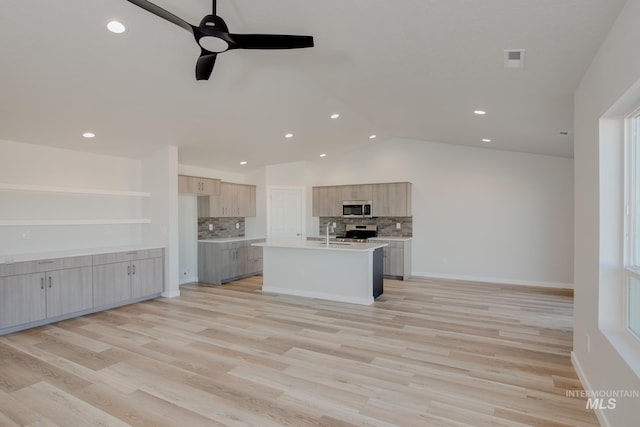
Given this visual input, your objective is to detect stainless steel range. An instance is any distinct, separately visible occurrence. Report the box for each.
[336,224,378,243]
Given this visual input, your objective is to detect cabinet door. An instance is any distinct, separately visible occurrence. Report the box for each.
[338,184,372,202]
[131,257,164,299]
[219,183,239,217]
[46,267,93,318]
[373,183,412,217]
[386,247,404,276]
[312,186,339,217]
[237,184,256,217]
[0,273,46,329]
[93,262,131,307]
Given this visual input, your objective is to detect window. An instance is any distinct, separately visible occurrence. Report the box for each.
[625,111,640,338]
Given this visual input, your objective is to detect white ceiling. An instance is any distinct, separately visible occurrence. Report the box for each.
[0,0,626,172]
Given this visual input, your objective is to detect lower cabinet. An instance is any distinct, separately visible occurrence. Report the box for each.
[93,249,164,307]
[369,239,412,280]
[0,247,164,335]
[198,239,264,285]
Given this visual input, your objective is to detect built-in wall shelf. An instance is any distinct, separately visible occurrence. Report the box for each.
[0,219,151,226]
[0,183,151,198]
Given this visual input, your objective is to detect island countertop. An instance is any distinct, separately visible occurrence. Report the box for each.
[252,240,387,252]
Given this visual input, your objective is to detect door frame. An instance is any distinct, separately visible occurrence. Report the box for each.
[266,185,306,240]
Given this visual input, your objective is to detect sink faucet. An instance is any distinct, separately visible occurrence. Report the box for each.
[326,222,331,246]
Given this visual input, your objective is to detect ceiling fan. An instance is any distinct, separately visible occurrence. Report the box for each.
[126,0,314,80]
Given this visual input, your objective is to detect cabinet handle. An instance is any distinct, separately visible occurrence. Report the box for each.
[48,276,52,288]
[38,260,55,265]
[40,277,44,290]
[132,264,136,275]
[128,265,131,276]
[125,252,138,256]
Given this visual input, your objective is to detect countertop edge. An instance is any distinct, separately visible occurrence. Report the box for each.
[1,245,166,264]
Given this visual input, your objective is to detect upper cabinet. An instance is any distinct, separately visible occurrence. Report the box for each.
[338,184,373,202]
[210,183,256,218]
[312,182,412,217]
[372,182,412,217]
[180,175,256,218]
[178,175,221,195]
[312,186,340,217]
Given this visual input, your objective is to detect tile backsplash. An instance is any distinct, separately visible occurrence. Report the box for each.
[198,217,245,239]
[319,217,412,237]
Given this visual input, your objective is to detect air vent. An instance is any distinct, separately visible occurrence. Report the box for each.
[504,49,526,68]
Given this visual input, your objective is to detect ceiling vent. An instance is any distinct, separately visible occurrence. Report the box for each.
[504,49,526,69]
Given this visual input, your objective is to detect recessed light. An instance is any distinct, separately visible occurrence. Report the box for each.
[82,132,95,139]
[107,20,126,34]
[285,133,293,139]
[240,161,247,165]
[330,113,340,119]
[482,138,492,143]
[369,134,377,140]
[474,110,487,115]
[319,154,327,158]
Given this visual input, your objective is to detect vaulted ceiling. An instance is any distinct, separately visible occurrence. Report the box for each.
[0,0,626,172]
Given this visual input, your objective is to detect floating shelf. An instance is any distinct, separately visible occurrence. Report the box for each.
[0,183,151,198]
[0,219,151,226]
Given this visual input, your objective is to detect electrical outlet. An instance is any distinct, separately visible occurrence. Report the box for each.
[396,222,401,229]
[332,222,336,228]
[235,222,240,229]
[208,224,213,231]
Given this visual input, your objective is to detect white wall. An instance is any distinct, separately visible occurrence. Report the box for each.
[0,139,144,256]
[303,138,574,286]
[573,0,640,425]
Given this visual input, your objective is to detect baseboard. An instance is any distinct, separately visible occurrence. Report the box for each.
[179,275,197,285]
[571,351,611,427]
[161,289,181,298]
[262,286,374,306]
[411,271,573,289]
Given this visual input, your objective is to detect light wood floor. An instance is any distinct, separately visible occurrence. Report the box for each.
[0,276,598,427]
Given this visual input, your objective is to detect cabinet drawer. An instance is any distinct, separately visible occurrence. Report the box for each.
[146,248,163,259]
[93,250,152,265]
[63,255,93,269]
[35,258,64,272]
[0,261,36,277]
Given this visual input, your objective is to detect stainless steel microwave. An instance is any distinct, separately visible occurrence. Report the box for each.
[342,201,373,218]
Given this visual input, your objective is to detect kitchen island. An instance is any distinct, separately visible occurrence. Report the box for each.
[252,240,387,305]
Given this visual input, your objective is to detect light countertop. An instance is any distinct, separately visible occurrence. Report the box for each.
[198,236,266,243]
[253,240,387,252]
[1,244,165,264]
[306,235,413,242]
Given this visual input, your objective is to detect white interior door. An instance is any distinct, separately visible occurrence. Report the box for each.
[269,187,304,241]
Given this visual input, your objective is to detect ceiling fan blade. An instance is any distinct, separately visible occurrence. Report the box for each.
[229,34,314,50]
[196,51,217,80]
[126,0,193,34]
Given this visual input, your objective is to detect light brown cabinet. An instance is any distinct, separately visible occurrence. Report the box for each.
[369,238,412,280]
[312,186,340,217]
[198,239,264,285]
[0,256,94,330]
[372,182,412,217]
[93,249,164,307]
[210,183,256,217]
[0,248,164,335]
[178,175,221,195]
[312,182,412,217]
[338,184,373,202]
